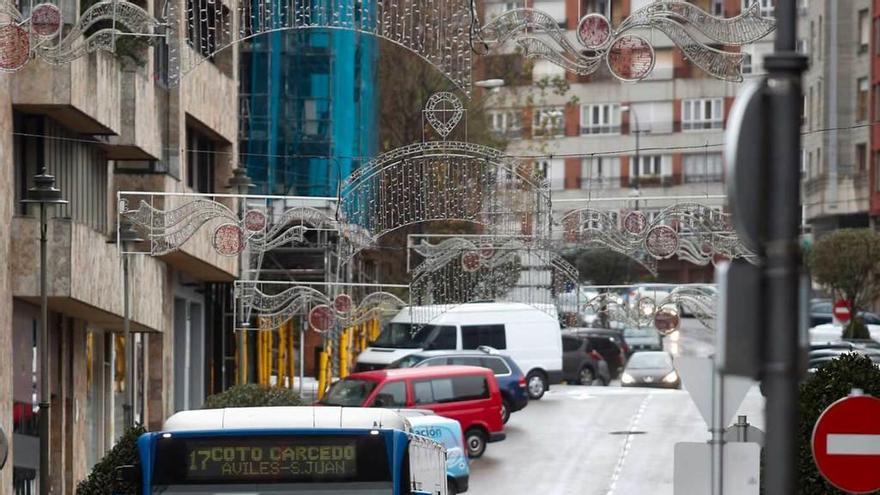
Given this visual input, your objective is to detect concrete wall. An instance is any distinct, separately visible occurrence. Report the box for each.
[0,73,14,495]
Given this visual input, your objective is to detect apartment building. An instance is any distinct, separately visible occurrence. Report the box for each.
[0,0,240,492]
[480,0,774,280]
[800,0,874,233]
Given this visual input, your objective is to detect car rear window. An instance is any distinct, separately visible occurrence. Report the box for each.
[413,375,490,404]
[482,357,510,375]
[562,336,581,352]
[461,324,507,349]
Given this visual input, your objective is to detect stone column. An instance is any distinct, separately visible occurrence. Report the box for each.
[0,74,14,495]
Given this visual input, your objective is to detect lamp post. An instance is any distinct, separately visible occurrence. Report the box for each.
[227,166,254,387]
[21,167,66,495]
[118,220,143,428]
[620,105,642,192]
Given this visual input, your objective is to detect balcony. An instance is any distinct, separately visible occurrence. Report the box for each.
[10,217,166,332]
[94,66,164,160]
[12,52,122,135]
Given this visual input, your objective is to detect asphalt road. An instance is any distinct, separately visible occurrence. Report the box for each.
[466,318,765,495]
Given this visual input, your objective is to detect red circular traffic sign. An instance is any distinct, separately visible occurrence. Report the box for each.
[834,299,852,323]
[812,395,880,493]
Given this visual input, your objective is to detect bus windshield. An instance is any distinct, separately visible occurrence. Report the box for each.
[150,434,393,494]
[372,323,455,349]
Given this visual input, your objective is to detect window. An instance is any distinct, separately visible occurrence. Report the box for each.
[856,144,867,172]
[632,155,662,177]
[532,107,564,137]
[413,376,489,404]
[420,357,450,366]
[580,157,621,189]
[682,98,723,130]
[186,127,216,193]
[481,357,511,375]
[539,158,565,190]
[562,336,582,352]
[797,39,807,55]
[370,381,407,408]
[683,153,724,183]
[858,78,869,122]
[489,110,522,138]
[711,0,723,16]
[186,0,229,60]
[580,103,620,135]
[742,53,752,74]
[449,356,483,367]
[583,0,610,17]
[859,9,870,53]
[424,326,457,350]
[742,0,773,17]
[876,18,880,56]
[461,324,507,349]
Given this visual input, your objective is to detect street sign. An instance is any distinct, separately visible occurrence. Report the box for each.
[812,395,880,493]
[676,356,756,427]
[674,442,760,495]
[833,299,852,324]
[716,259,763,378]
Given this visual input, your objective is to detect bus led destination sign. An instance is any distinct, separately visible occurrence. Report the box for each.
[187,443,357,478]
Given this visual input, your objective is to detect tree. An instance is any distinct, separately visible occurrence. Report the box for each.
[76,424,146,495]
[808,228,880,339]
[796,353,880,494]
[562,248,638,286]
[202,383,304,409]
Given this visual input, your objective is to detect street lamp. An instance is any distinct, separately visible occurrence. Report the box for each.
[118,220,143,428]
[21,167,66,495]
[226,166,254,387]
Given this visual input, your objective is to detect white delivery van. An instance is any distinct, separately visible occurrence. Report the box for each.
[355,302,563,399]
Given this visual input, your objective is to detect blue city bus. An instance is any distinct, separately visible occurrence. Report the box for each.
[121,407,446,495]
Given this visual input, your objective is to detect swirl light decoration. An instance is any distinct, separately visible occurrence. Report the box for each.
[581,284,717,331]
[474,1,775,82]
[0,0,161,71]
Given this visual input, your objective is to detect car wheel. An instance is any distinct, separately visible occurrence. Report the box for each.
[447,478,458,495]
[526,371,547,400]
[578,366,595,386]
[501,399,511,424]
[465,428,487,458]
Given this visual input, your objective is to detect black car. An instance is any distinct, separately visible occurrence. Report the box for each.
[621,351,680,389]
[562,329,628,378]
[807,343,880,373]
[561,335,612,386]
[810,301,880,327]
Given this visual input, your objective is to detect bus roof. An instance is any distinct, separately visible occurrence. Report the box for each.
[161,406,411,432]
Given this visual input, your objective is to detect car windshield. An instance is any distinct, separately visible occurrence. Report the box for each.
[624,327,655,338]
[389,355,425,368]
[627,353,672,369]
[321,379,377,406]
[372,323,455,349]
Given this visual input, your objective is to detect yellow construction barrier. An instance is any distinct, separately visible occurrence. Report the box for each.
[339,328,350,379]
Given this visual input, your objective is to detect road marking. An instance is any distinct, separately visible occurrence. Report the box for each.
[605,393,653,495]
[827,434,880,455]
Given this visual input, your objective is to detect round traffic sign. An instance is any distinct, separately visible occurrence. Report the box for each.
[812,395,880,493]
[833,299,852,324]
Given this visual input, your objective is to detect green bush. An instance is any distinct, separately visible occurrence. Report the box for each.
[202,384,305,409]
[797,353,880,494]
[76,424,146,495]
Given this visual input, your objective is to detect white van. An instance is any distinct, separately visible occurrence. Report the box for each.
[355,302,563,399]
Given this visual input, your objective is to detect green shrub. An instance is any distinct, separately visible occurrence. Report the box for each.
[202,384,305,409]
[76,424,146,495]
[797,353,880,494]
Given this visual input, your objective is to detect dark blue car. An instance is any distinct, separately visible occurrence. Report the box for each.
[388,347,529,424]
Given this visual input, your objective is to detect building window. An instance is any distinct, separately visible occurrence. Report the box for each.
[742,54,752,74]
[874,84,880,123]
[796,39,807,54]
[186,127,216,193]
[711,0,723,16]
[580,103,620,135]
[857,78,869,122]
[875,18,880,56]
[186,0,229,60]
[632,155,662,177]
[858,9,869,53]
[532,107,564,138]
[580,157,620,189]
[856,143,867,173]
[489,110,522,138]
[683,153,724,183]
[539,158,565,190]
[742,0,774,17]
[682,98,723,131]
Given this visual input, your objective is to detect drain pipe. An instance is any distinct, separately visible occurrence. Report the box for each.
[827,0,838,210]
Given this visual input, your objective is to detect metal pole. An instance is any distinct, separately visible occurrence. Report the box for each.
[710,365,725,495]
[763,0,806,492]
[38,204,50,495]
[299,323,306,396]
[632,108,640,191]
[123,252,133,427]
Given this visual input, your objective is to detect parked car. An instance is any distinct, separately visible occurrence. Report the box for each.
[810,300,880,327]
[388,347,529,424]
[623,326,663,354]
[807,342,880,374]
[620,351,681,389]
[562,328,628,377]
[321,366,505,458]
[356,302,563,400]
[401,411,470,494]
[561,335,611,386]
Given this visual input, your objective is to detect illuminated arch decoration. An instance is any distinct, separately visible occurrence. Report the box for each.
[560,202,755,275]
[581,284,717,330]
[406,234,580,326]
[337,93,552,262]
[473,1,775,82]
[0,0,161,71]
[167,0,474,92]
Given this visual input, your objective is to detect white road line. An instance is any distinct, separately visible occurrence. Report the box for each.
[827,434,880,455]
[605,393,653,495]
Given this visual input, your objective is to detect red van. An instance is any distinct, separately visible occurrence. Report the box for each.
[321,365,506,458]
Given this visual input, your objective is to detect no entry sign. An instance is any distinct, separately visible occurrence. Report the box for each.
[833,299,852,323]
[812,395,880,493]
